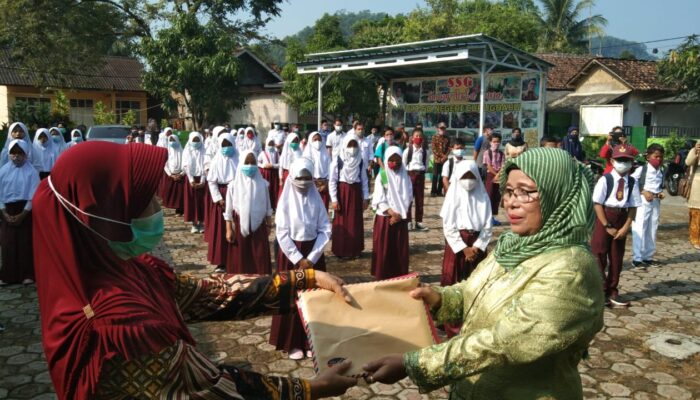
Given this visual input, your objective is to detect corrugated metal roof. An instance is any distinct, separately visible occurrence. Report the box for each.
[0,50,144,92]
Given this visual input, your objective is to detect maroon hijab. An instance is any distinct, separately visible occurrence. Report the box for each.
[33,142,194,399]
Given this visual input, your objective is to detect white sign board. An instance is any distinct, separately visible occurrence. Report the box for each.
[580,105,624,136]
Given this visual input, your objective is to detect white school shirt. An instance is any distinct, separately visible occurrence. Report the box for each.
[592,170,642,208]
[329,132,346,158]
[328,156,370,203]
[631,163,663,194]
[257,149,279,168]
[361,136,373,167]
[402,145,426,172]
[442,157,465,178]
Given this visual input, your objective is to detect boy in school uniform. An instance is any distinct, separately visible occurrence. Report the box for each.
[483,133,504,226]
[403,128,429,231]
[631,144,665,268]
[441,137,467,194]
[592,145,642,307]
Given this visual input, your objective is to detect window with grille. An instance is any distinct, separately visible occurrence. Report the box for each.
[115,100,142,124]
[15,96,51,111]
[69,99,95,125]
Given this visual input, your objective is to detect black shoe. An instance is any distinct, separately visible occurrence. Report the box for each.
[214,266,226,273]
[632,260,646,268]
[643,259,661,267]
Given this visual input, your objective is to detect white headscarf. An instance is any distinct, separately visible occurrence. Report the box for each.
[1,122,36,169]
[382,146,412,219]
[206,126,226,160]
[0,139,40,204]
[65,129,84,149]
[165,134,183,174]
[32,128,56,172]
[232,150,270,237]
[183,132,206,178]
[337,133,363,183]
[207,132,238,184]
[302,131,330,179]
[279,132,302,171]
[238,126,261,155]
[440,160,492,232]
[48,127,67,157]
[157,127,173,148]
[276,157,326,240]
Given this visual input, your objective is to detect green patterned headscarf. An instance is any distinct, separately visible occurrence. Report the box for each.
[494,147,594,270]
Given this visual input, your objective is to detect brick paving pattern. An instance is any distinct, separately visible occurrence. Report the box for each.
[0,190,698,399]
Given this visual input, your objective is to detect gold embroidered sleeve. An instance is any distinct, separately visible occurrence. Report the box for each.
[404,259,604,393]
[174,269,316,322]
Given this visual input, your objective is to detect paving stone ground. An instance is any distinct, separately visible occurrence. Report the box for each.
[0,187,699,399]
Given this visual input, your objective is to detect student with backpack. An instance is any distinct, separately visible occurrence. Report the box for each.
[441,138,467,194]
[591,145,641,307]
[631,144,665,268]
[403,128,429,231]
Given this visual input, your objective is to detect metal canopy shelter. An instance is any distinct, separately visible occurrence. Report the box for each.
[296,33,552,137]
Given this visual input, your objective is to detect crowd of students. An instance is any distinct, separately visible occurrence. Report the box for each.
[0,119,669,350]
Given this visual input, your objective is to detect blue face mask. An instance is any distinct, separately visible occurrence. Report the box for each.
[168,141,178,148]
[221,146,234,157]
[48,177,165,260]
[52,135,62,143]
[191,142,202,149]
[240,164,257,177]
[72,136,83,143]
[107,211,165,260]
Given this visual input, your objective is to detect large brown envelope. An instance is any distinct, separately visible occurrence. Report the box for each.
[297,274,438,376]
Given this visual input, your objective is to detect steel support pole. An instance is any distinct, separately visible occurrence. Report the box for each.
[317,73,323,130]
[479,63,486,138]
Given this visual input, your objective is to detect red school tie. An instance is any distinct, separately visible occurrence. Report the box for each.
[616,178,625,201]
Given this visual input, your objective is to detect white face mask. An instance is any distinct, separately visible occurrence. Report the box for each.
[311,141,322,150]
[612,160,632,174]
[274,124,281,129]
[345,147,358,157]
[334,125,343,132]
[459,178,477,191]
[291,179,313,194]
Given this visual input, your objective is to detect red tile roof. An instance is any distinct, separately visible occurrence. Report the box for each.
[570,58,673,91]
[0,50,144,92]
[537,53,594,90]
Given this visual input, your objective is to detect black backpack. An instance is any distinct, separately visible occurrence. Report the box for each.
[637,164,665,192]
[603,173,636,204]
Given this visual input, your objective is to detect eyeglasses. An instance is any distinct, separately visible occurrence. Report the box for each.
[503,187,540,203]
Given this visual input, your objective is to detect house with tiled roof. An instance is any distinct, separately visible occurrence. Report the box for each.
[540,53,700,136]
[0,51,150,126]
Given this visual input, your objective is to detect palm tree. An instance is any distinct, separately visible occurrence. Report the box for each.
[536,0,607,53]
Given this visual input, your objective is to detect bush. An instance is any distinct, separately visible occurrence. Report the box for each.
[647,133,686,158]
[581,135,607,161]
[93,101,116,125]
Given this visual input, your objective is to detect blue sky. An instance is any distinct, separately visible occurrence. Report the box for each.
[262,0,698,53]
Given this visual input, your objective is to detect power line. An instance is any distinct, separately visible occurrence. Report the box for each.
[593,35,695,51]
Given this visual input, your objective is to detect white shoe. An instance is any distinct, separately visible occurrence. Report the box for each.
[22,279,34,285]
[190,226,198,234]
[415,222,429,231]
[0,280,7,286]
[306,350,313,358]
[289,349,304,360]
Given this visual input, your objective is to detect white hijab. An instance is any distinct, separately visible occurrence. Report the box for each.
[32,128,56,172]
[157,127,173,148]
[1,122,33,168]
[302,131,330,179]
[276,157,325,239]
[165,134,183,174]
[338,133,363,183]
[0,139,40,204]
[48,127,67,156]
[383,146,412,219]
[440,160,492,231]
[206,126,226,157]
[238,126,261,154]
[183,132,206,178]
[233,150,270,237]
[279,132,302,171]
[207,132,238,184]
[66,129,84,148]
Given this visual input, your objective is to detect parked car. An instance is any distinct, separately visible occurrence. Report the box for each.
[85,125,131,144]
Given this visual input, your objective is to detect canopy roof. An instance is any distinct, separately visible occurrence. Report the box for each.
[296,34,552,79]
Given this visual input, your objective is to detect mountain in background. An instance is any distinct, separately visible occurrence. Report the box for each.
[586,36,656,59]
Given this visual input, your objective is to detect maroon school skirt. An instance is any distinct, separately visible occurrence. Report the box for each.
[259,167,279,210]
[225,212,271,275]
[157,172,168,199]
[184,177,205,223]
[371,215,409,280]
[485,172,501,215]
[441,230,486,286]
[205,185,229,266]
[269,238,326,353]
[161,174,185,211]
[331,182,364,258]
[0,201,34,283]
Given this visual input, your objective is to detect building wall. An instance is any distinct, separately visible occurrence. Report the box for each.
[621,93,654,127]
[228,93,298,142]
[1,86,148,126]
[652,103,700,127]
[575,68,629,94]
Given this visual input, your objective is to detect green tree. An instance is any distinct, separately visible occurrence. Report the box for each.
[282,15,380,123]
[93,101,116,125]
[52,90,71,125]
[658,35,700,102]
[535,0,607,53]
[9,101,52,130]
[122,109,137,127]
[350,15,407,48]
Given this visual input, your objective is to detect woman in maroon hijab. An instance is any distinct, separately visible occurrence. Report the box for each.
[33,142,356,400]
